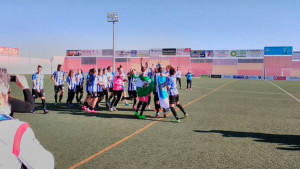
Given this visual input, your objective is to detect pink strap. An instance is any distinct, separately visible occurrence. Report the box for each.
[13,123,30,157]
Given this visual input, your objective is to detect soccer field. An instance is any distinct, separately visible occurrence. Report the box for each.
[11,76,300,169]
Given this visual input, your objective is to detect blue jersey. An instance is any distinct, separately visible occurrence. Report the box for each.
[52,71,65,85]
[186,73,193,80]
[89,74,98,93]
[167,76,179,96]
[32,73,44,90]
[146,68,153,78]
[128,75,137,91]
[67,76,77,92]
[85,75,90,92]
[75,73,85,86]
[97,76,104,93]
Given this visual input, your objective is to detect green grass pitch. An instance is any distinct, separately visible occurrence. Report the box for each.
[10,75,300,169]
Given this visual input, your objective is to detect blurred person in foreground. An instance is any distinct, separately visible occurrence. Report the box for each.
[0,68,35,117]
[0,68,55,169]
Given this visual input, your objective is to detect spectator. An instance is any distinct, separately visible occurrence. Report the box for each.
[0,67,55,169]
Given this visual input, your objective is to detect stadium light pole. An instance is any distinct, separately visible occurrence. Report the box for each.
[107,12,119,72]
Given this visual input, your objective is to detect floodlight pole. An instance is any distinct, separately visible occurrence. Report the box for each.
[113,21,116,72]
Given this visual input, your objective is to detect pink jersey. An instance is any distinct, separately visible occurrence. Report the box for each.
[113,75,124,91]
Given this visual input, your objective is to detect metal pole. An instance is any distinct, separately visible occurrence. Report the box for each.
[113,21,116,72]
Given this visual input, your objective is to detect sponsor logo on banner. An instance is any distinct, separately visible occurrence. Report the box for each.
[274,76,287,80]
[131,50,137,57]
[211,75,222,78]
[233,75,245,79]
[231,50,246,57]
[162,48,176,55]
[286,77,300,81]
[264,46,293,56]
[205,50,214,57]
[191,50,205,58]
[266,76,274,80]
[214,50,231,57]
[222,75,233,79]
[150,49,162,57]
[246,49,264,58]
[176,48,191,56]
[247,76,264,80]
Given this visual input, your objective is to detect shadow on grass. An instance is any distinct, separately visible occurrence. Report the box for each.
[194,130,300,151]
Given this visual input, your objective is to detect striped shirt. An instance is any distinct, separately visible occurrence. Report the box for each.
[89,74,98,93]
[67,76,77,92]
[97,76,104,93]
[75,73,85,86]
[52,71,65,85]
[128,75,137,91]
[32,73,44,90]
[107,72,115,88]
[167,75,179,96]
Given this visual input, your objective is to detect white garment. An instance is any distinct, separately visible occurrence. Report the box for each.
[176,70,182,78]
[0,116,55,169]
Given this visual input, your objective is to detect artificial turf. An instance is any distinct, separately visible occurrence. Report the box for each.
[10,75,300,169]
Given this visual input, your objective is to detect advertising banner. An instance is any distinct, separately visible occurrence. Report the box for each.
[214,50,231,57]
[246,49,264,58]
[222,75,233,79]
[162,48,176,55]
[116,50,131,57]
[150,49,162,57]
[211,75,222,78]
[264,46,293,56]
[176,48,191,56]
[286,77,300,81]
[233,75,245,79]
[244,76,264,80]
[131,50,137,57]
[292,51,300,60]
[274,76,287,80]
[205,50,214,57]
[191,50,205,58]
[0,47,19,56]
[137,50,149,57]
[66,50,81,56]
[0,47,9,56]
[231,50,247,57]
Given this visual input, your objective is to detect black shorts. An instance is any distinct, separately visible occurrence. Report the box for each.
[97,92,104,98]
[154,92,159,102]
[109,88,114,92]
[54,85,64,92]
[103,89,108,96]
[128,91,137,98]
[76,85,83,93]
[32,89,45,98]
[169,94,179,104]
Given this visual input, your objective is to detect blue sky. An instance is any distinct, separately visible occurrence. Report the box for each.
[1,0,299,58]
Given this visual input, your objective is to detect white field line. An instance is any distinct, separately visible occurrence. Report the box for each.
[266,80,300,103]
[192,86,284,95]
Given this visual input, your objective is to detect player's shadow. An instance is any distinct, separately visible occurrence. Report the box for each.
[194,130,300,151]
